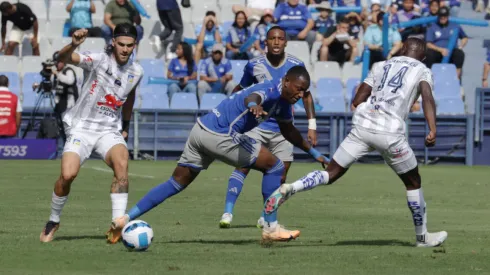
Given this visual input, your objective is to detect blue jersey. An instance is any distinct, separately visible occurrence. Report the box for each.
[239,53,304,132]
[198,80,293,135]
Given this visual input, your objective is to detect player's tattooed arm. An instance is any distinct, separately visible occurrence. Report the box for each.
[420,81,437,147]
[111,177,129,193]
[352,82,373,108]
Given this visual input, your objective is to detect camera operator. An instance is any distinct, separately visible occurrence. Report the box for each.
[51,51,79,115]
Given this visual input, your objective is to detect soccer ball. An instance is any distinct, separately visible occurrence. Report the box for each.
[121,220,154,251]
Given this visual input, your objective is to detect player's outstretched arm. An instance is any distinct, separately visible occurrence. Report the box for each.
[352,82,373,108]
[58,29,88,65]
[420,81,437,147]
[278,121,328,165]
[302,91,318,146]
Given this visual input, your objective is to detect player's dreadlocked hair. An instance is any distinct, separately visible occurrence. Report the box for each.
[286,65,311,84]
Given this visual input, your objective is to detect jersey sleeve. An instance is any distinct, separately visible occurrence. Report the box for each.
[363,62,380,87]
[418,67,434,91]
[274,100,293,123]
[76,51,104,71]
[239,62,254,88]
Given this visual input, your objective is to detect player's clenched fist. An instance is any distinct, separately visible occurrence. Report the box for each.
[72,29,88,46]
[425,131,436,147]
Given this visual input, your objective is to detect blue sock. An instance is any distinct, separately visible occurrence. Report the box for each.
[261,159,285,225]
[127,177,185,220]
[224,170,246,214]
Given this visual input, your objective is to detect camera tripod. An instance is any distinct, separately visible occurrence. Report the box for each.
[21,85,64,141]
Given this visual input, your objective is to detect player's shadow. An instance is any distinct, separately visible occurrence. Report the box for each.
[54,235,107,241]
[164,239,258,245]
[332,239,413,247]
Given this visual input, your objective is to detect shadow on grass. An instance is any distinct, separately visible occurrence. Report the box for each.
[54,235,107,241]
[164,239,258,245]
[271,239,413,249]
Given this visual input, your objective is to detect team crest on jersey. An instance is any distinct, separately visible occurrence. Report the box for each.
[128,75,134,83]
[73,138,81,146]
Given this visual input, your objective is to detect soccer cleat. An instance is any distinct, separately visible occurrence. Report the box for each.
[107,214,130,244]
[219,213,233,228]
[262,225,300,242]
[264,184,294,214]
[256,217,265,229]
[40,221,60,242]
[415,231,448,247]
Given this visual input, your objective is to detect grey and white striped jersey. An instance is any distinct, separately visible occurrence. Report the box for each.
[62,51,144,133]
[353,56,433,135]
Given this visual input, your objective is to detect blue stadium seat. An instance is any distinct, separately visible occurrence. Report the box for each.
[140,84,168,95]
[434,78,460,99]
[316,78,343,98]
[138,59,165,87]
[437,97,465,114]
[318,96,346,112]
[0,72,20,94]
[220,21,233,37]
[200,93,227,110]
[230,60,247,85]
[170,93,199,110]
[345,78,360,103]
[140,92,170,110]
[431,63,458,83]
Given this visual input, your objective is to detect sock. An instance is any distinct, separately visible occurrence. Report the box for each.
[110,193,128,220]
[406,188,427,238]
[262,159,284,229]
[224,170,246,214]
[291,170,329,193]
[127,177,185,220]
[49,192,68,223]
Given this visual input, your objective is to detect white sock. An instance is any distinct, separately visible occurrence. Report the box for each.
[291,171,329,193]
[406,188,427,237]
[265,220,278,231]
[111,193,128,220]
[49,192,68,223]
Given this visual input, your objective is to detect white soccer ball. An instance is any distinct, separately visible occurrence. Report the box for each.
[121,220,154,251]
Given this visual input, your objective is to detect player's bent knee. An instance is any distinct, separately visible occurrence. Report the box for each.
[112,158,129,175]
[60,170,78,183]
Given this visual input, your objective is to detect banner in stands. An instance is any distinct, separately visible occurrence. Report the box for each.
[0,139,57,159]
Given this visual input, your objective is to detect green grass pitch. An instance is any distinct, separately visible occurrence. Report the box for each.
[0,160,489,274]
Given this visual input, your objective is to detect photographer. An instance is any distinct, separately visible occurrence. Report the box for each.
[51,52,79,116]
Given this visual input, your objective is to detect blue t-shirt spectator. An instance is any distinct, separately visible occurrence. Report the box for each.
[195,25,220,53]
[314,17,335,34]
[253,24,269,50]
[168,58,197,78]
[68,0,93,28]
[426,23,467,49]
[273,2,311,36]
[200,57,232,79]
[226,26,251,48]
[330,0,361,7]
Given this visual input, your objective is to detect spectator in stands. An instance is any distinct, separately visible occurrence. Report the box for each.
[195,11,221,62]
[393,0,421,12]
[422,0,440,17]
[197,44,235,101]
[252,11,275,56]
[313,2,335,41]
[366,0,391,11]
[66,0,102,37]
[364,11,402,67]
[0,75,21,138]
[154,0,183,60]
[232,0,276,22]
[330,0,361,21]
[318,18,358,65]
[363,2,381,30]
[0,1,39,56]
[102,0,143,45]
[392,0,423,41]
[345,12,363,40]
[274,0,316,48]
[425,6,467,79]
[167,42,197,100]
[226,11,253,60]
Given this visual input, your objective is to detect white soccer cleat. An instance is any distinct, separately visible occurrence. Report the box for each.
[415,231,448,247]
[256,217,265,229]
[219,213,233,228]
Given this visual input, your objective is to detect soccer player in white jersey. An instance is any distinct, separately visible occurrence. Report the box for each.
[39,23,144,244]
[263,38,448,247]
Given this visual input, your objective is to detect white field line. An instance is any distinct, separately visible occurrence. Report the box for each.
[84,166,155,179]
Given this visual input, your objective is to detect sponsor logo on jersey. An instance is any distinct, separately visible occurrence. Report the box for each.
[89,80,98,94]
[128,75,134,83]
[97,94,124,111]
[114,78,122,87]
[105,67,112,76]
[84,56,93,65]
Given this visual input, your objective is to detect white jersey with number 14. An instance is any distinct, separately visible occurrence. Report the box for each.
[353,56,433,135]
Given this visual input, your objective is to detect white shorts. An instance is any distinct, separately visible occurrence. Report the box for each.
[333,127,417,175]
[8,26,38,44]
[63,129,127,165]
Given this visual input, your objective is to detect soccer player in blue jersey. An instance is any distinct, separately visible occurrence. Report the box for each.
[219,26,318,228]
[110,66,328,242]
